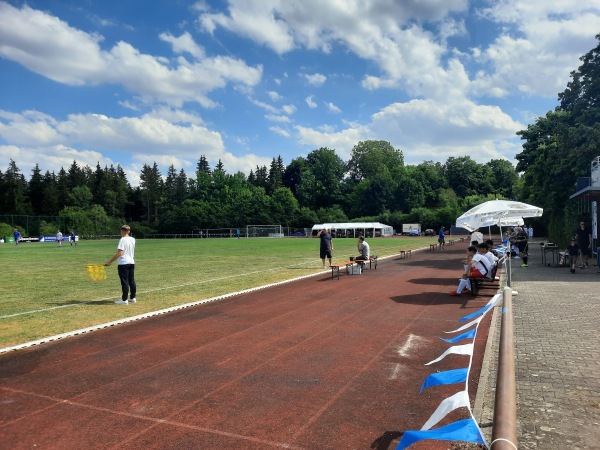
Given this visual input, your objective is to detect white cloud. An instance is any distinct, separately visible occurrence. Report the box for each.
[0,109,260,185]
[265,114,291,123]
[0,3,262,108]
[296,98,523,164]
[268,91,282,101]
[303,73,327,86]
[281,104,296,115]
[326,102,341,113]
[472,1,600,98]
[159,31,205,59]
[305,95,317,108]
[269,126,291,138]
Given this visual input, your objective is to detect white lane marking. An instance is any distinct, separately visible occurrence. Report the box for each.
[396,333,426,358]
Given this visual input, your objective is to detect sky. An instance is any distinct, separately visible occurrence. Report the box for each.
[1,1,600,186]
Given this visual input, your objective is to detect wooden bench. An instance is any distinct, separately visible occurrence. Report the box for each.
[357,255,378,270]
[460,237,465,243]
[329,260,358,280]
[468,262,499,295]
[399,250,412,259]
[447,239,454,246]
[429,244,436,251]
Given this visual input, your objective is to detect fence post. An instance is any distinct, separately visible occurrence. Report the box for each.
[491,287,518,449]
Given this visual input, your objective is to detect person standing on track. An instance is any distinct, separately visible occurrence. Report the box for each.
[105,225,137,305]
[438,226,446,250]
[318,228,334,269]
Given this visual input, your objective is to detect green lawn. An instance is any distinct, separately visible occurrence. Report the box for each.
[0,236,437,347]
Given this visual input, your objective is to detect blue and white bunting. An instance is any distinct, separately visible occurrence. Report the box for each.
[395,418,487,450]
[424,343,474,366]
[419,367,468,393]
[438,328,476,343]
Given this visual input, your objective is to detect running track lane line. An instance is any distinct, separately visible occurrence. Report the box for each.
[289,302,433,444]
[1,297,374,449]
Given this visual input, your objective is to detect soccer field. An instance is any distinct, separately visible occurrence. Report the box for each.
[0,236,433,348]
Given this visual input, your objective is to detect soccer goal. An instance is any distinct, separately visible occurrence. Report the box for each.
[246,224,284,238]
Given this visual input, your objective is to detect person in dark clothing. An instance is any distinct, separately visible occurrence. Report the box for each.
[515,226,529,267]
[567,238,580,273]
[576,221,592,268]
[318,228,334,269]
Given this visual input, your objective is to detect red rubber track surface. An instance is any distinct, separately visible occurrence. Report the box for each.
[0,244,493,449]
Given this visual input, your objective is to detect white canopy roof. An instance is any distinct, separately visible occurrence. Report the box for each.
[312,222,394,236]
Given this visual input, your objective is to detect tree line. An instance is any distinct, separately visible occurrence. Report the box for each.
[0,142,518,237]
[5,33,599,242]
[515,34,600,245]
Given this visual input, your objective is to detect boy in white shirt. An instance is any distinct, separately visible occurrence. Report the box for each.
[105,225,137,305]
[449,244,492,296]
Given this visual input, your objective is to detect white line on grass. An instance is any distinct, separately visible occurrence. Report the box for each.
[0,251,416,354]
[0,260,318,319]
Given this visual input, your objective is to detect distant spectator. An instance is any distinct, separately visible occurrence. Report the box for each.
[515,226,529,267]
[14,228,21,246]
[438,226,446,250]
[470,229,483,246]
[567,238,580,274]
[56,229,63,247]
[576,221,592,269]
[527,226,534,239]
[69,229,77,246]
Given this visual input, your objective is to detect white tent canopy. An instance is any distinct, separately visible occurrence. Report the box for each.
[312,222,394,237]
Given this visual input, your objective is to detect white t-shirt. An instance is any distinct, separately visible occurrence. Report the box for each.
[472,252,491,275]
[117,236,135,265]
[359,241,370,258]
[483,251,497,265]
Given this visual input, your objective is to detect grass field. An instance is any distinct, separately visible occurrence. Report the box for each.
[0,236,438,348]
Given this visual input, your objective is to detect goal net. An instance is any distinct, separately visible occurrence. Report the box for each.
[246,224,284,238]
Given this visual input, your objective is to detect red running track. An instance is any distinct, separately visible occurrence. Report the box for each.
[0,243,493,449]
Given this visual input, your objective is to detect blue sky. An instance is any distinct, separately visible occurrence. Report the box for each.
[1,1,600,186]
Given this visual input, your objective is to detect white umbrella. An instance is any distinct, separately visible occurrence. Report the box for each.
[456,200,542,232]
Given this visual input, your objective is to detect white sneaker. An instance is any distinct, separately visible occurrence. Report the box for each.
[115,299,128,305]
[129,298,137,303]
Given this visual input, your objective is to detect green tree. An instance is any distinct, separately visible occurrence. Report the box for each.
[347,140,404,181]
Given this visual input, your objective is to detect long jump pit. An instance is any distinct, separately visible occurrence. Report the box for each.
[0,244,494,449]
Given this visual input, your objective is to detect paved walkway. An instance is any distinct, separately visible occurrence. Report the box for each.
[476,240,600,449]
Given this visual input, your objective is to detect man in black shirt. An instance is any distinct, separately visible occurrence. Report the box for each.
[318,228,334,269]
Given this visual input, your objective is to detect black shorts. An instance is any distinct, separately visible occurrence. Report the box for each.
[320,248,332,259]
[579,245,592,257]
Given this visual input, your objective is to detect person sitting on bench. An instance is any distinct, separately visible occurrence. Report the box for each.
[355,236,370,261]
[449,244,492,296]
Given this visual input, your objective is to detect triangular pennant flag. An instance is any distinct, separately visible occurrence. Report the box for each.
[459,303,493,322]
[438,328,476,343]
[444,316,482,334]
[395,418,487,450]
[424,344,474,366]
[420,367,468,393]
[421,390,470,431]
[458,293,502,323]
